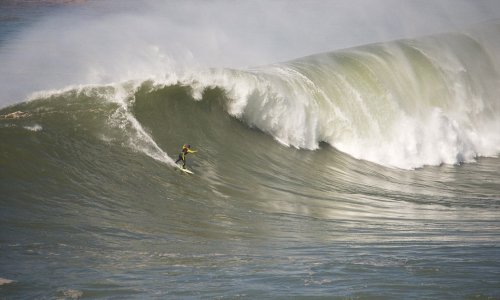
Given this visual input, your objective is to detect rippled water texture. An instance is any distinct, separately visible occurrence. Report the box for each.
[1,1,500,299]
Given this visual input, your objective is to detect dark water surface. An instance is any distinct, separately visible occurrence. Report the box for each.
[1,85,499,299]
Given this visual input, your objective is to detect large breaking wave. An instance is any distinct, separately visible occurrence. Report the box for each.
[146,23,500,169]
[3,23,500,170]
[200,26,500,169]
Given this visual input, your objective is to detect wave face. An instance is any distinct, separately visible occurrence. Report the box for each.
[8,25,500,171]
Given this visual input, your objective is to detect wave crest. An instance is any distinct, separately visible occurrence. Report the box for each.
[169,27,500,168]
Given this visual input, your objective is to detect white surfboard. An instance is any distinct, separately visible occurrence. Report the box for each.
[175,164,194,174]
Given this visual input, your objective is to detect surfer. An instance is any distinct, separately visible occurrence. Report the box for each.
[175,144,197,169]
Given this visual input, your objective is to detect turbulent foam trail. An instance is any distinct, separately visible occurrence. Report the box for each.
[167,24,500,169]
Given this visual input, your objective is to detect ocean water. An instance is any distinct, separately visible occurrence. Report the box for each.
[1,1,500,299]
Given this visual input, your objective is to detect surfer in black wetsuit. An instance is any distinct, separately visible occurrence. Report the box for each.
[175,144,197,169]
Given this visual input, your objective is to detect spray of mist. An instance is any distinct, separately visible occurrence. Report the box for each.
[1,0,500,107]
